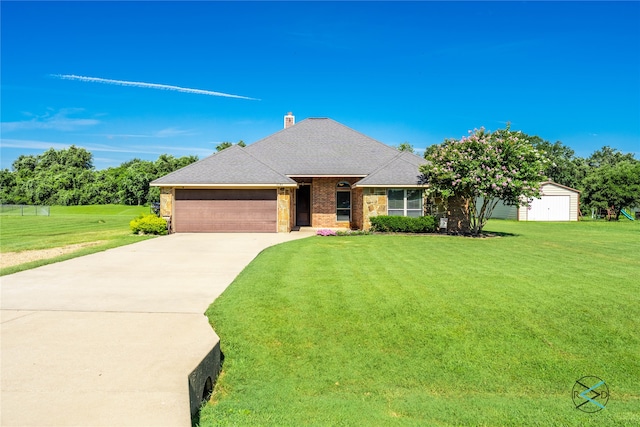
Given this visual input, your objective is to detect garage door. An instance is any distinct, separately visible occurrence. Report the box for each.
[174,189,277,232]
[528,195,570,221]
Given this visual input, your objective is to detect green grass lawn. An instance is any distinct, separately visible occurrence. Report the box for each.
[202,220,640,426]
[0,204,154,275]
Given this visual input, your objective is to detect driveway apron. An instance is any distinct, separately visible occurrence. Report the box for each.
[1,232,312,426]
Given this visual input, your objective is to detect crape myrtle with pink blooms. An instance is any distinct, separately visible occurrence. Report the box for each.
[420,125,550,235]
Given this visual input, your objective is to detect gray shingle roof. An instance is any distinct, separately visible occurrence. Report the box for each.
[151,118,426,187]
[151,145,296,186]
[355,151,427,186]
[245,118,401,175]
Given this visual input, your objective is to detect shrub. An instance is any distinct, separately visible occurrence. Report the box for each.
[130,214,168,235]
[369,215,436,233]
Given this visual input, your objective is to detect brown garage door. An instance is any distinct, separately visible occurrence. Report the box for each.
[174,189,277,232]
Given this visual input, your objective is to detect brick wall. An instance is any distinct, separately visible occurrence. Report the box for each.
[447,195,471,234]
[311,177,360,229]
[352,187,363,229]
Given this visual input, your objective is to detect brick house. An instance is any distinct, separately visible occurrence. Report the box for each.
[151,113,427,233]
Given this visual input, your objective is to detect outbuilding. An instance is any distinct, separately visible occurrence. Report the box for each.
[518,181,580,221]
[486,182,581,222]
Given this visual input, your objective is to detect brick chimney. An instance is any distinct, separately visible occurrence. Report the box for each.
[284,112,295,129]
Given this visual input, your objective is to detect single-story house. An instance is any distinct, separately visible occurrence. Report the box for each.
[151,113,427,233]
[488,181,581,221]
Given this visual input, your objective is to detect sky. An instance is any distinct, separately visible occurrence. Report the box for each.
[1,1,639,170]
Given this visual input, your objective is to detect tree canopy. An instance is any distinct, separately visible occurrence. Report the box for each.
[527,136,584,189]
[396,142,415,153]
[582,159,640,220]
[0,147,198,206]
[420,126,550,234]
[216,140,246,152]
[586,145,636,168]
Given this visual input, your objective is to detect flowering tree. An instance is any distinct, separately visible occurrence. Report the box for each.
[420,125,549,235]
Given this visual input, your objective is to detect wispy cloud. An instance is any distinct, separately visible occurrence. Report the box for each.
[1,108,100,132]
[100,127,196,139]
[0,139,71,151]
[1,138,215,158]
[0,138,155,154]
[153,127,195,138]
[52,74,260,101]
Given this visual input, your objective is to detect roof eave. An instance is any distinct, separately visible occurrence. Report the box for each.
[150,183,298,188]
[287,174,367,178]
[352,183,426,188]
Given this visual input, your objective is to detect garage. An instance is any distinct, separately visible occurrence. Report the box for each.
[518,181,580,222]
[527,195,570,221]
[174,189,277,232]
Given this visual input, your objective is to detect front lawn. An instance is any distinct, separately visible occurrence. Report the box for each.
[0,204,154,275]
[202,221,639,426]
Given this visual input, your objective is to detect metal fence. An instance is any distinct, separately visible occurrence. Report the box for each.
[0,204,50,216]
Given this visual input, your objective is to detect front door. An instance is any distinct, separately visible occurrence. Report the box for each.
[296,185,311,226]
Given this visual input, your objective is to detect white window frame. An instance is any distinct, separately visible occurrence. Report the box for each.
[387,189,423,217]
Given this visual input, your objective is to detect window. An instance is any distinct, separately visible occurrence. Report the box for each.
[387,189,423,217]
[336,181,351,221]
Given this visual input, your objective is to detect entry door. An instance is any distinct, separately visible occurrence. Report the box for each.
[296,185,311,226]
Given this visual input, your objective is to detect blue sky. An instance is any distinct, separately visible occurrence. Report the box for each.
[2,1,639,170]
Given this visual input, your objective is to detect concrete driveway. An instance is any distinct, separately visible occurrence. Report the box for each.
[1,232,313,426]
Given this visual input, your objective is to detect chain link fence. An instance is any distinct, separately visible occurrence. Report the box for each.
[0,205,50,216]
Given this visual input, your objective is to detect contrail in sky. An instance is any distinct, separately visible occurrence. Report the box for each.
[51,74,259,100]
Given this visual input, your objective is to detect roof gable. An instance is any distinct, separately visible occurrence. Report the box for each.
[151,145,296,186]
[355,151,427,187]
[540,181,581,193]
[245,118,402,175]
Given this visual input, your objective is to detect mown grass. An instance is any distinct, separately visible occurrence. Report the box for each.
[0,204,155,275]
[202,220,640,426]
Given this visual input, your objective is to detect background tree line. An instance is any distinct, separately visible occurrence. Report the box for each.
[1,137,638,218]
[0,146,198,206]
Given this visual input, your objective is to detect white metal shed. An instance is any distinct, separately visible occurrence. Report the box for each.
[518,181,580,221]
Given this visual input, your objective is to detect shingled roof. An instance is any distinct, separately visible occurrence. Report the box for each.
[354,151,427,187]
[151,144,296,186]
[245,118,401,176]
[151,117,426,186]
